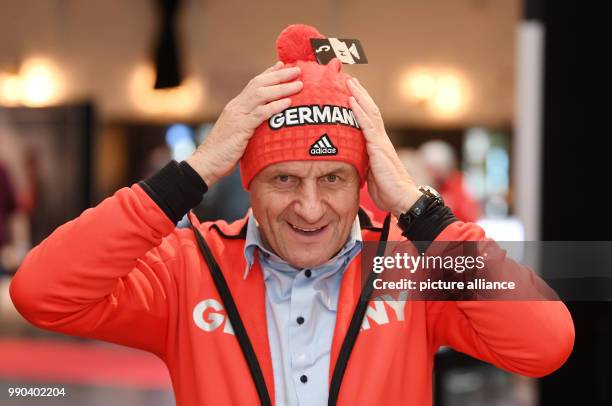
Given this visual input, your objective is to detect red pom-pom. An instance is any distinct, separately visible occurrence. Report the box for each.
[276,24,325,63]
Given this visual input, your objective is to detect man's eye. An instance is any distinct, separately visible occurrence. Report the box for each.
[274,175,297,188]
[326,174,338,182]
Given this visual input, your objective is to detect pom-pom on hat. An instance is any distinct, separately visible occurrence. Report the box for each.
[239,24,369,189]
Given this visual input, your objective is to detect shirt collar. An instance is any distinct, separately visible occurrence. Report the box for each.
[243,212,362,280]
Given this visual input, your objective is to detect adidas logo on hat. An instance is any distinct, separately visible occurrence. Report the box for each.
[309,134,338,156]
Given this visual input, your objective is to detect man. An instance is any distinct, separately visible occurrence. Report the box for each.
[10,25,574,406]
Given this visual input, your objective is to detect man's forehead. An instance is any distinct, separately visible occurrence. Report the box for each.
[262,160,355,176]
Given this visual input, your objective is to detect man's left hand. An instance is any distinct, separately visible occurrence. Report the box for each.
[347,77,422,218]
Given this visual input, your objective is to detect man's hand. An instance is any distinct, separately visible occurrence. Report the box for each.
[347,77,422,218]
[187,62,303,186]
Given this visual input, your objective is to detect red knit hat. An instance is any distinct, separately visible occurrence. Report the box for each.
[240,24,369,189]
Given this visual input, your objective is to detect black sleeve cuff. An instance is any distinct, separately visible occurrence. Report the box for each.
[139,160,208,224]
[400,203,458,243]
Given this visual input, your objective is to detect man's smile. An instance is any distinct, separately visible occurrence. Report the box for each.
[287,221,328,237]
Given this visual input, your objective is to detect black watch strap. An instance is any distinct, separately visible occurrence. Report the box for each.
[396,186,458,246]
[397,188,441,231]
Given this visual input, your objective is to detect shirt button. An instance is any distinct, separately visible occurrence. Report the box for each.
[300,374,308,383]
[304,269,312,278]
[296,316,305,325]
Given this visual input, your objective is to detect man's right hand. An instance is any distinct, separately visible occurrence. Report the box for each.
[186,61,302,186]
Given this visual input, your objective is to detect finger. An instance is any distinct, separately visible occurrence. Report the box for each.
[251,80,303,106]
[248,97,292,127]
[347,78,380,118]
[262,61,284,74]
[349,96,377,141]
[347,78,378,115]
[253,66,301,87]
[236,66,298,112]
[351,77,378,106]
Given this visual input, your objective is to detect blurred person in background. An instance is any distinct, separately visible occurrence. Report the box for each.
[0,161,17,276]
[419,140,483,222]
[0,128,35,276]
[9,25,573,406]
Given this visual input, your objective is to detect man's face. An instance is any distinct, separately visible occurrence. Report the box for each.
[250,160,360,269]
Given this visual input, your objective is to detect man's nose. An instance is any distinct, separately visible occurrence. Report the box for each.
[293,182,326,224]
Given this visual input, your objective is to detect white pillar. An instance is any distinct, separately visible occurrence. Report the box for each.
[513,20,545,241]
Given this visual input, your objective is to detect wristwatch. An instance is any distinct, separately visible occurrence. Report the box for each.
[396,185,444,231]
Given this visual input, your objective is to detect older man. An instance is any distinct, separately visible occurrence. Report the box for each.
[10,25,573,406]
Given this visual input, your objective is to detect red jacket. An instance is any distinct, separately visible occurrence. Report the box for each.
[10,183,574,405]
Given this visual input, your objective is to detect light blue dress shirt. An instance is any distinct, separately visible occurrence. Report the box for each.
[243,213,363,406]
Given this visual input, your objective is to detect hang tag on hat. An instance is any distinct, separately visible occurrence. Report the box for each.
[310,38,368,65]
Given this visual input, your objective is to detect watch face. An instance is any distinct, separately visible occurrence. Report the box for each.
[419,185,443,203]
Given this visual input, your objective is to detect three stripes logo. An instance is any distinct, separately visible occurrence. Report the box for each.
[309,134,338,156]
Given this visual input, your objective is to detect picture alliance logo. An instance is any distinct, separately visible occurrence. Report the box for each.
[310,134,338,156]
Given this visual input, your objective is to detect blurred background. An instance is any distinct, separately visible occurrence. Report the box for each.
[0,0,610,405]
